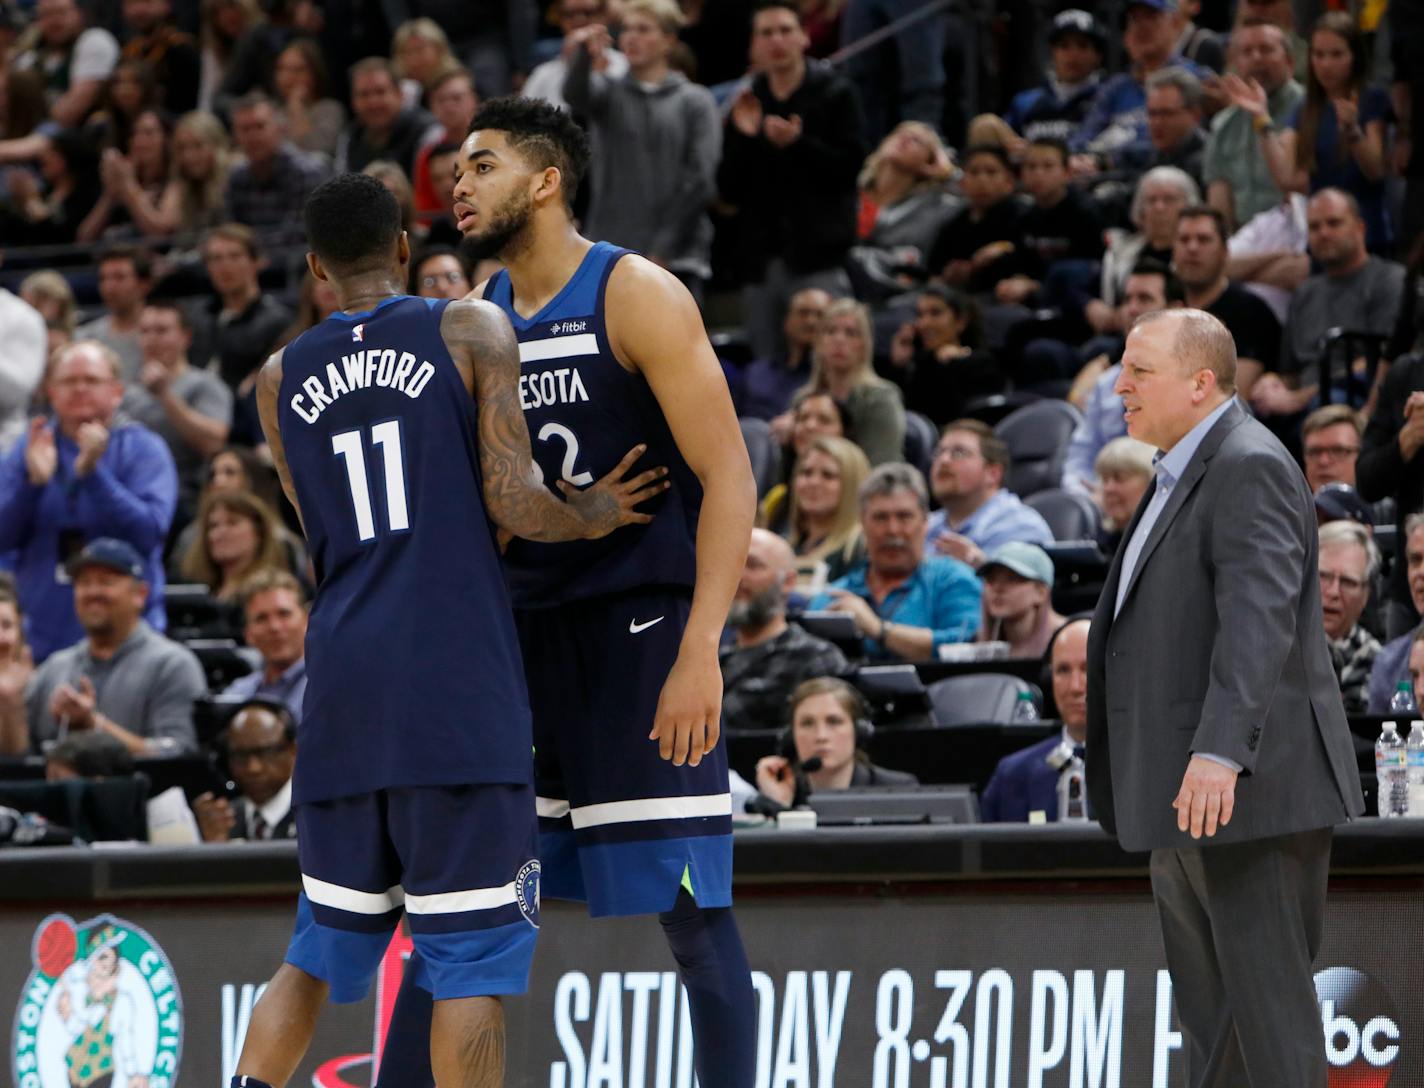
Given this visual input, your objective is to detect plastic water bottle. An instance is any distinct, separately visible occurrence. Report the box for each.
[1057,751,1089,822]
[1376,721,1409,818]
[1011,690,1040,723]
[1408,722,1424,817]
[1391,681,1417,717]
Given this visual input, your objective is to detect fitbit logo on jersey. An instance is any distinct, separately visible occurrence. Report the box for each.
[1314,966,1400,1085]
[290,349,437,424]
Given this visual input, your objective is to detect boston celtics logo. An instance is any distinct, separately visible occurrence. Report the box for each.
[12,914,182,1088]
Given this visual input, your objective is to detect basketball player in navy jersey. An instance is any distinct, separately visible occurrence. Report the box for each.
[377,97,759,1086]
[229,173,667,1088]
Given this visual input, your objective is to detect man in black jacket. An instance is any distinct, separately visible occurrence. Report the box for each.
[717,0,866,358]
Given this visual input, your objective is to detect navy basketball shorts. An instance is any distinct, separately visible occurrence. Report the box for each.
[284,783,540,1003]
[516,586,733,918]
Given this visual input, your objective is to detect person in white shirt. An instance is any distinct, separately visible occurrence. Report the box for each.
[522,0,628,111]
[0,270,47,454]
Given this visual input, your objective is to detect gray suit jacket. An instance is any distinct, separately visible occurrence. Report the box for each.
[1086,401,1364,852]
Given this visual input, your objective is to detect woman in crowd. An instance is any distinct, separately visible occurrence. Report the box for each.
[885,284,1002,426]
[798,299,905,466]
[144,109,232,239]
[762,389,852,522]
[754,677,919,807]
[976,542,1065,660]
[0,128,101,247]
[77,108,172,242]
[850,121,959,301]
[271,37,345,160]
[19,270,79,359]
[409,245,472,300]
[1089,166,1198,332]
[363,159,420,239]
[199,0,264,110]
[1093,436,1155,556]
[170,448,307,579]
[88,60,161,156]
[1231,11,1390,253]
[0,66,46,146]
[392,19,460,109]
[780,435,870,592]
[180,490,291,604]
[0,579,34,757]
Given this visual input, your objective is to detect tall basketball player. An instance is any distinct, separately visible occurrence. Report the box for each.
[379,96,759,1086]
[229,173,666,1088]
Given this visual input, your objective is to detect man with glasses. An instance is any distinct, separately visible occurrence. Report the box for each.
[1301,405,1363,494]
[0,342,177,662]
[1318,520,1380,714]
[925,419,1053,571]
[192,700,298,842]
[522,0,627,112]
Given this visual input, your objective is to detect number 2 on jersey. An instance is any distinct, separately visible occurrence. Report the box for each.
[538,422,593,487]
[333,421,409,542]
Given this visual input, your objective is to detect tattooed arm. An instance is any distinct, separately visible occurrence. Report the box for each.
[440,299,666,541]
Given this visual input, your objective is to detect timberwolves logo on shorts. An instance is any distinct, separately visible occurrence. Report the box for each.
[12,913,183,1088]
[516,859,541,929]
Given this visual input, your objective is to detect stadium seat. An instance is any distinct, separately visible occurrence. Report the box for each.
[1025,488,1101,542]
[740,416,782,500]
[184,639,258,692]
[994,400,1083,498]
[959,390,1042,427]
[1316,329,1390,410]
[927,672,1041,726]
[902,410,938,479]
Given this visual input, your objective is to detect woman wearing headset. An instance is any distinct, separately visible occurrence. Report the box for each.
[754,676,918,807]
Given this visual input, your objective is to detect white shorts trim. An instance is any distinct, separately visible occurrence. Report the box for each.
[302,874,404,915]
[404,882,519,915]
[569,792,733,830]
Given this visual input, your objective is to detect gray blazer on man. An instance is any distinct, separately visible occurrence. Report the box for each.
[1086,401,1364,852]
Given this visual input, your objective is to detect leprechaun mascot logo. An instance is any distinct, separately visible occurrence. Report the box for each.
[12,914,183,1088]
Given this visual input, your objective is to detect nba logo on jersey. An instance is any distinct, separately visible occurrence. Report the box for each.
[352,323,365,342]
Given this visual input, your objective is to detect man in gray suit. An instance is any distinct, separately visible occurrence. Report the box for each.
[1086,308,1364,1087]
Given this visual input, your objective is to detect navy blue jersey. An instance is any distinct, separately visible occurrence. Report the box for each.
[482,242,701,608]
[277,295,532,804]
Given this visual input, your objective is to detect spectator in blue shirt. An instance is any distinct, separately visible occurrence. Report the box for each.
[925,419,1053,570]
[0,342,177,663]
[1003,9,1107,144]
[809,462,980,660]
[1069,0,1206,167]
[220,569,308,723]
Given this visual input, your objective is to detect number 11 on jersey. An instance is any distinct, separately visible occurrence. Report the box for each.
[333,420,410,542]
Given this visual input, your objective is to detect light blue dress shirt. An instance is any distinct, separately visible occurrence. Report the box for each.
[924,489,1055,552]
[1113,396,1240,773]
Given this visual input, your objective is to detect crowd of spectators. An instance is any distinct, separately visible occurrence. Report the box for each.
[1,0,1424,836]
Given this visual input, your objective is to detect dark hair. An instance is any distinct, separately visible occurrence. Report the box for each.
[1026,136,1070,166]
[277,37,330,99]
[47,733,135,779]
[4,68,47,139]
[918,282,983,349]
[467,95,591,208]
[207,445,284,510]
[143,298,192,331]
[1297,12,1367,176]
[408,244,471,292]
[962,143,1012,171]
[303,172,403,275]
[1127,257,1186,304]
[47,128,100,180]
[752,0,802,22]
[97,243,154,280]
[1177,204,1229,245]
[228,698,298,743]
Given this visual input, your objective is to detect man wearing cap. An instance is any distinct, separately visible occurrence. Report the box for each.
[15,538,203,757]
[976,543,1064,659]
[982,616,1089,822]
[1317,520,1380,714]
[1089,308,1362,1086]
[925,420,1053,571]
[1070,0,1207,168]
[0,341,177,663]
[1003,10,1108,145]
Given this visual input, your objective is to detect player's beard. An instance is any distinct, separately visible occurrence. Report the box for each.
[459,187,535,264]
